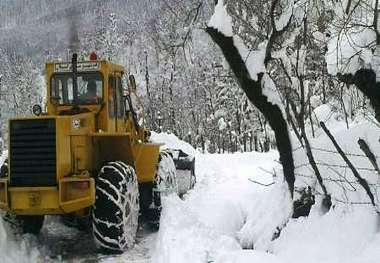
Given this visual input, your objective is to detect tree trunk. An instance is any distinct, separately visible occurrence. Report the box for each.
[206,27,295,196]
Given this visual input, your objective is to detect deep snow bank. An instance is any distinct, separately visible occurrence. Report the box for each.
[272,206,380,263]
[153,123,380,263]
[153,151,283,263]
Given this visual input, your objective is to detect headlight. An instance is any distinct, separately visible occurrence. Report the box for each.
[32,104,42,116]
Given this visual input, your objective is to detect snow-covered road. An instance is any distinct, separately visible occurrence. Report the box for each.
[39,218,156,262]
[2,144,380,262]
[1,216,157,262]
[0,150,280,263]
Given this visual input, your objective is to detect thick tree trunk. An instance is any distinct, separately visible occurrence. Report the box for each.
[206,27,295,195]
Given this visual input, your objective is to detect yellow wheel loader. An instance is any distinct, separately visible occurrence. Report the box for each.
[0,53,195,252]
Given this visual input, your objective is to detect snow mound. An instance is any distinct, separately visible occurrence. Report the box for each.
[153,119,380,263]
[293,118,380,207]
[313,104,333,123]
[150,132,197,156]
[238,182,292,250]
[153,151,279,263]
[272,206,379,263]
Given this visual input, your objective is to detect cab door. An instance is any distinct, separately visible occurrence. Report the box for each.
[108,73,125,133]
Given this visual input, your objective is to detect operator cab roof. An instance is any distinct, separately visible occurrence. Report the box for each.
[46,59,125,74]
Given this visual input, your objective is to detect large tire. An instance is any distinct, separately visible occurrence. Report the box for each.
[92,161,139,253]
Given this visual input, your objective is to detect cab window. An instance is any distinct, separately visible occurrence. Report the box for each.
[108,76,115,118]
[51,72,103,105]
[116,76,125,118]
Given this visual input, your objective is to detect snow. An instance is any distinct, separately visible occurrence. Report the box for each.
[0,219,40,263]
[152,121,380,263]
[272,206,379,263]
[313,103,334,122]
[218,117,227,131]
[275,2,293,32]
[153,151,282,263]
[234,37,267,81]
[208,0,233,37]
[1,125,380,262]
[261,73,284,110]
[150,131,197,156]
[207,0,267,81]
[326,27,377,76]
[0,154,41,263]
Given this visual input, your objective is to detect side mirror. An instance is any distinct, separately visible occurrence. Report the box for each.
[129,75,136,92]
[32,104,42,116]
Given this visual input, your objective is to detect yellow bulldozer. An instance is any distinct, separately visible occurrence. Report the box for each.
[0,53,195,252]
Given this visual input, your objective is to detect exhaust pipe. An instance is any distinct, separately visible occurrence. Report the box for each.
[72,53,78,102]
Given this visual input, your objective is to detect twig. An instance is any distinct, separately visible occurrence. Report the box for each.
[258,166,276,176]
[248,179,275,187]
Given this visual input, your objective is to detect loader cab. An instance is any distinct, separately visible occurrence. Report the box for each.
[50,72,103,106]
[45,58,130,133]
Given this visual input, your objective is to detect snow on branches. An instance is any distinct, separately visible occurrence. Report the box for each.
[206,0,295,196]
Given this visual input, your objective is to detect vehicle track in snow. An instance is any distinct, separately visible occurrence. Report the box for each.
[28,217,156,262]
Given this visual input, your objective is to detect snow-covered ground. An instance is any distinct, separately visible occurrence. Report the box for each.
[1,124,380,262]
[154,149,380,263]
